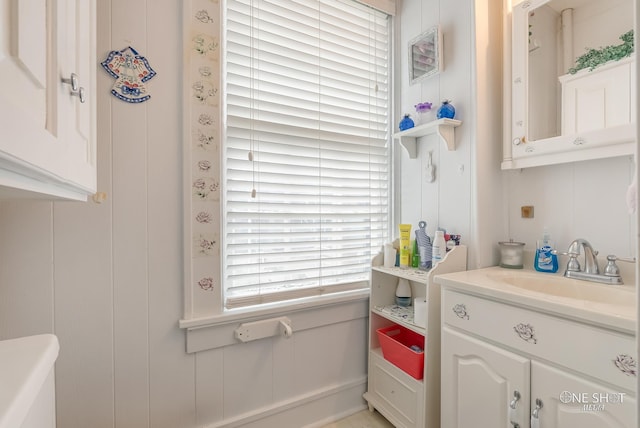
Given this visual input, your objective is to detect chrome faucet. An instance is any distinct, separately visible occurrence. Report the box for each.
[561,238,634,285]
[565,238,599,275]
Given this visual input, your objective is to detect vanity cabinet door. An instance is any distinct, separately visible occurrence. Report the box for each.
[531,361,635,428]
[441,327,531,428]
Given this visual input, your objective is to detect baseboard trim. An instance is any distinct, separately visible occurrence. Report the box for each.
[302,403,369,428]
[204,376,367,428]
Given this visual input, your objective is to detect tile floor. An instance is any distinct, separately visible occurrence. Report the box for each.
[321,409,394,428]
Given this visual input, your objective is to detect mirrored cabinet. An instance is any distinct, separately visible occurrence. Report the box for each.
[503,0,636,169]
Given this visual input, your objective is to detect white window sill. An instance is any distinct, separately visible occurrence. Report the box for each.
[179,289,370,353]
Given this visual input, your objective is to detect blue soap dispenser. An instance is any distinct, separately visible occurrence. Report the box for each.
[534,229,558,273]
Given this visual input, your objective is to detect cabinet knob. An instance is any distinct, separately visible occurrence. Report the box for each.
[514,323,537,344]
[613,354,637,376]
[62,73,86,103]
[530,398,543,428]
[71,87,86,103]
[509,390,521,427]
[61,73,79,92]
[509,390,521,410]
[452,303,469,320]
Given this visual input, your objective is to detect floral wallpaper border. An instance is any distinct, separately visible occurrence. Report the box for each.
[183,0,221,319]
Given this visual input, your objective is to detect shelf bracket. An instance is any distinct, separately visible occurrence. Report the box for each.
[394,119,462,159]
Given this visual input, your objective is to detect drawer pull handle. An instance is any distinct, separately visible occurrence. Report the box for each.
[513,323,537,344]
[613,354,637,376]
[452,304,469,320]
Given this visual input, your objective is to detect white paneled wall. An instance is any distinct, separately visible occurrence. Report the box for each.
[396,0,636,267]
[396,0,504,270]
[0,0,369,427]
[0,1,635,428]
[397,0,474,251]
[506,156,636,258]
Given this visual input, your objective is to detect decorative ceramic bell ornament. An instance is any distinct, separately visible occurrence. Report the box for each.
[436,99,456,119]
[399,114,415,131]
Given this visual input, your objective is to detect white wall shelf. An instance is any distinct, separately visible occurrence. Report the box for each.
[393,118,462,158]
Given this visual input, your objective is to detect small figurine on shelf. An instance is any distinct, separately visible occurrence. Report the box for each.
[414,102,434,125]
[398,114,415,131]
[436,99,456,119]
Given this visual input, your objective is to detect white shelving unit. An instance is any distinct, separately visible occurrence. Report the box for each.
[363,245,467,428]
[393,118,462,158]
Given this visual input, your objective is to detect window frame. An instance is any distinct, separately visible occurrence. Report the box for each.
[180,0,395,329]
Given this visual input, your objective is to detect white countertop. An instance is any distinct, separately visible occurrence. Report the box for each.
[0,334,59,428]
[435,266,637,334]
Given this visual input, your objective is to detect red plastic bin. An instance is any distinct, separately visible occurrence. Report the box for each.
[377,324,425,380]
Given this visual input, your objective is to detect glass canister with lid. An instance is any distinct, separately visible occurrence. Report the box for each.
[498,239,525,269]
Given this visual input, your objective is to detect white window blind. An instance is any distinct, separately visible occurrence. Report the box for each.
[224,0,390,309]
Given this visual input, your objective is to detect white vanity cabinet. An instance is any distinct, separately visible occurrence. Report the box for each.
[0,335,59,428]
[363,246,467,428]
[440,287,636,428]
[0,0,96,200]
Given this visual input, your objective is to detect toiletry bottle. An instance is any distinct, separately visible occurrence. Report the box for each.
[395,278,412,307]
[432,230,446,264]
[534,230,558,273]
[399,224,412,268]
[415,221,432,270]
[411,239,420,268]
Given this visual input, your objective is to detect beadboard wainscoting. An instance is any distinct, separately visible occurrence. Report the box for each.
[0,0,636,428]
[0,0,371,427]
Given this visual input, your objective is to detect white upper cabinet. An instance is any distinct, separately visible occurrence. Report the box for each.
[0,0,96,200]
[503,0,635,169]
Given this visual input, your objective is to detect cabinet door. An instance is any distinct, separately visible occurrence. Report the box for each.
[56,0,96,191]
[0,0,96,199]
[531,361,636,428]
[0,1,57,160]
[442,327,530,428]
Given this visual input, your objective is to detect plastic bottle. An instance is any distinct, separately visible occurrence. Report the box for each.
[415,221,432,270]
[411,239,420,268]
[534,229,559,273]
[395,278,412,307]
[432,230,447,264]
[398,224,412,268]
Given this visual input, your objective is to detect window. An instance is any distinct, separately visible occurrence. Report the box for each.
[224,0,391,309]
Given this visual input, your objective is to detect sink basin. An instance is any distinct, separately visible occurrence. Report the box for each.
[435,266,636,332]
[485,270,635,308]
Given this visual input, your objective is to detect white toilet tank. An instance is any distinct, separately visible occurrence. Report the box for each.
[0,334,59,428]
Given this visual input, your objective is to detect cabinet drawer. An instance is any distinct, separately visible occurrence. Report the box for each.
[370,350,421,426]
[442,289,636,392]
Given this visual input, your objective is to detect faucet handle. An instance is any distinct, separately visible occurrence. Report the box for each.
[609,255,636,264]
[604,255,636,277]
[553,250,581,272]
[566,253,580,272]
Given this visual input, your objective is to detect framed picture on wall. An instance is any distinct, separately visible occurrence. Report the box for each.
[409,26,442,85]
